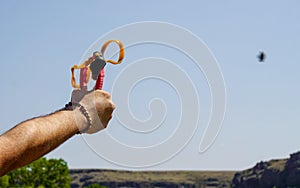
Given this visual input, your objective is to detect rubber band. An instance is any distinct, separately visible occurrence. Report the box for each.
[101,39,125,65]
[70,39,125,90]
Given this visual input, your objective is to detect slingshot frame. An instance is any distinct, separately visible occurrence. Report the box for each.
[71,40,125,91]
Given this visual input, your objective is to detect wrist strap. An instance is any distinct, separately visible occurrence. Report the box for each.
[65,102,92,134]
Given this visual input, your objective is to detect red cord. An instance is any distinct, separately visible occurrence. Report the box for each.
[94,68,105,90]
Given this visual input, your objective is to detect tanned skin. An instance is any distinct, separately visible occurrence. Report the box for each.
[0,90,115,176]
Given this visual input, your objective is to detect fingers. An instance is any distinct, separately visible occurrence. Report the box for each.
[94,90,111,99]
[76,90,115,134]
[96,92,115,129]
[94,90,115,115]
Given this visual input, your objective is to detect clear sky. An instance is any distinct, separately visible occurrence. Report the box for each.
[1,0,300,171]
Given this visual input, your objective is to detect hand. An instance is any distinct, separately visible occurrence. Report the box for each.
[71,89,115,134]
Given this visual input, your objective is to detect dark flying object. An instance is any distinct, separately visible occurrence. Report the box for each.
[257,51,265,62]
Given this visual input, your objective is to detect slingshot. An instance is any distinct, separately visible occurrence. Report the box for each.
[71,40,125,91]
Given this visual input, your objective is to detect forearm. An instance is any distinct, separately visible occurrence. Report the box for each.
[0,90,114,176]
[0,109,84,176]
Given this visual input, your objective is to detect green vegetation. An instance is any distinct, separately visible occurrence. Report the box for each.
[2,152,299,188]
[84,183,107,188]
[0,157,71,188]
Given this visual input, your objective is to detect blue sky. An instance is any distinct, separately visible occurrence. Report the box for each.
[1,1,300,170]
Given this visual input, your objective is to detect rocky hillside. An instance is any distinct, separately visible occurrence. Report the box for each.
[69,151,300,188]
[232,151,300,188]
[70,169,235,188]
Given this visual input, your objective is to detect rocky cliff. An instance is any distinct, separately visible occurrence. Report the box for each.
[232,151,300,188]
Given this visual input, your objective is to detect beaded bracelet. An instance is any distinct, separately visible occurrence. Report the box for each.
[65,102,92,134]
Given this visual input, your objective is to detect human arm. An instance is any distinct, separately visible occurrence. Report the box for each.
[0,90,115,176]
